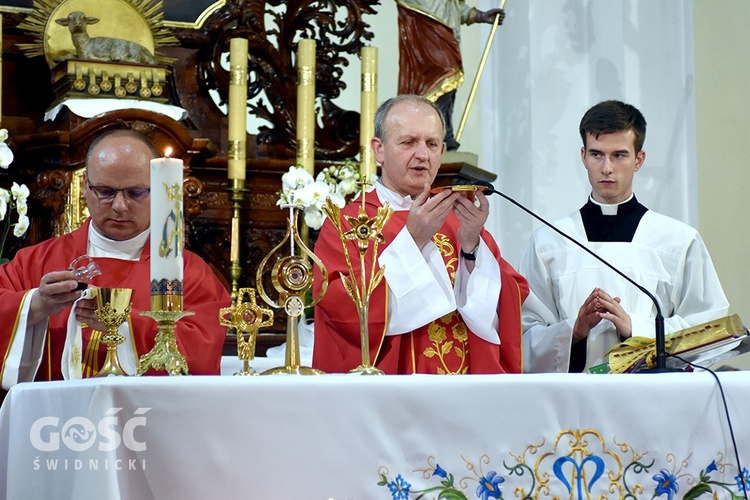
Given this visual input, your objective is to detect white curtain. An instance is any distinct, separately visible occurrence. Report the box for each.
[478,0,697,268]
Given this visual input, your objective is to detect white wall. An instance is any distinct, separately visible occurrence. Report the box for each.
[694,0,750,324]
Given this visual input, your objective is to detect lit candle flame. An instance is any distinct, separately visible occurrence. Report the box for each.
[164,147,173,158]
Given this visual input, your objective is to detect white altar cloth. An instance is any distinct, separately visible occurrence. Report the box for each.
[1,373,749,499]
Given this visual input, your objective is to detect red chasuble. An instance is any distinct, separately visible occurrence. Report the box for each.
[0,220,231,382]
[312,196,529,374]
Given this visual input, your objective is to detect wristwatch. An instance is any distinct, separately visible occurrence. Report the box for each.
[460,245,478,261]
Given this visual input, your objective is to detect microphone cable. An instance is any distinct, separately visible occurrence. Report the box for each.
[667,352,749,499]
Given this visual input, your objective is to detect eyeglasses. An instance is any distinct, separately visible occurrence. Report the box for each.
[87,182,150,203]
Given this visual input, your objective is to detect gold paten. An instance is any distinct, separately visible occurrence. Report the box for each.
[321,180,393,375]
[605,314,748,373]
[219,288,274,376]
[256,205,328,375]
[93,287,133,377]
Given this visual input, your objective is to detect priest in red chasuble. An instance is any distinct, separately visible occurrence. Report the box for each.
[0,130,230,389]
[313,95,528,374]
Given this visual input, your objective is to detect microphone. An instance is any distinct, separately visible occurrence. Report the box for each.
[474,180,669,372]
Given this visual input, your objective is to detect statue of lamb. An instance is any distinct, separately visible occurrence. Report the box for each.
[55,11,157,65]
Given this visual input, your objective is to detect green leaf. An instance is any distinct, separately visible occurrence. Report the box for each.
[683,483,712,500]
[437,489,469,500]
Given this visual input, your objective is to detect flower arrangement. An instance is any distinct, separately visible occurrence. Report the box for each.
[0,129,30,264]
[277,159,364,229]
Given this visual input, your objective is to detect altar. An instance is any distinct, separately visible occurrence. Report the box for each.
[1,372,749,498]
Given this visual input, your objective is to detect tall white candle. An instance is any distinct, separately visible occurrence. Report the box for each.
[227,37,248,180]
[360,46,377,180]
[150,149,184,311]
[296,38,316,173]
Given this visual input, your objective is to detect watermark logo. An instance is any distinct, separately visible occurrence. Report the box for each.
[30,407,150,452]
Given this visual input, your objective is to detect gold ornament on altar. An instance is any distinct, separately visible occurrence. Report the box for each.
[16,0,178,106]
[321,182,393,375]
[256,204,328,375]
[92,287,133,377]
[219,288,274,376]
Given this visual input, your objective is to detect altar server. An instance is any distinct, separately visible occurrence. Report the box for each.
[520,100,729,373]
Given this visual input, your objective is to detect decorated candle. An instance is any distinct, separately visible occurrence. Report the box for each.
[150,149,184,311]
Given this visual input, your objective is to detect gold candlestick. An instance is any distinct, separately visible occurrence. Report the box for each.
[321,192,393,375]
[219,288,274,376]
[256,204,328,375]
[138,308,195,376]
[93,288,133,377]
[228,178,248,300]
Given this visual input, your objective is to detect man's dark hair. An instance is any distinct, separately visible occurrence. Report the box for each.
[579,100,647,152]
[86,129,159,167]
[374,94,446,143]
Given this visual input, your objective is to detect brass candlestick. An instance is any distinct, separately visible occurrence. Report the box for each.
[219,287,274,376]
[321,183,393,375]
[228,179,248,301]
[93,288,133,377]
[138,293,194,376]
[256,204,328,375]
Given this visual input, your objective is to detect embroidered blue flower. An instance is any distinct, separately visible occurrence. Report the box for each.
[653,469,679,499]
[433,464,448,478]
[735,467,750,493]
[476,471,505,500]
[706,460,718,474]
[388,474,411,500]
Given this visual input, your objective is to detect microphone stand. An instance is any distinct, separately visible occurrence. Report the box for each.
[476,181,669,372]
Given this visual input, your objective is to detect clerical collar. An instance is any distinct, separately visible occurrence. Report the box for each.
[88,224,149,260]
[374,179,413,210]
[588,193,635,215]
[580,195,647,243]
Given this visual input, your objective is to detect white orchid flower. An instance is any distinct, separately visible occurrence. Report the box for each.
[281,166,314,191]
[326,192,346,208]
[13,214,30,237]
[337,176,358,196]
[303,209,325,230]
[0,143,13,169]
[16,199,28,216]
[11,182,30,202]
[293,181,330,209]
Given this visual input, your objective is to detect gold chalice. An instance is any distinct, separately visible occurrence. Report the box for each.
[93,288,133,377]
